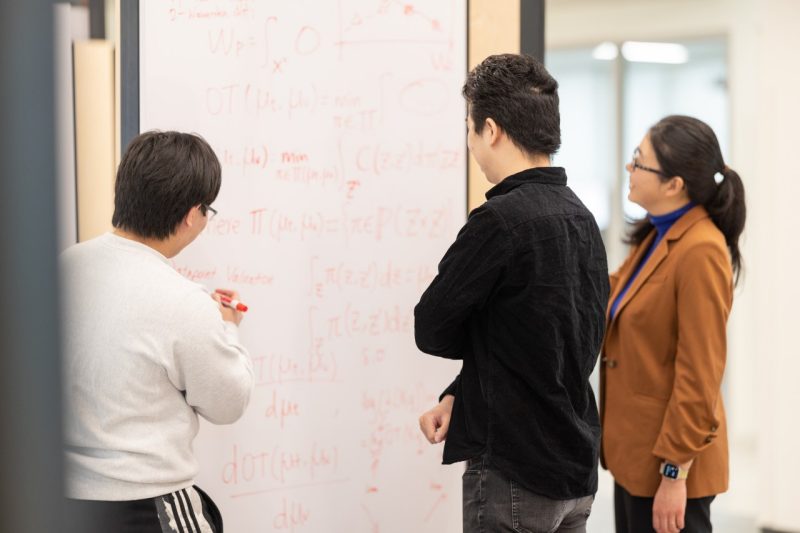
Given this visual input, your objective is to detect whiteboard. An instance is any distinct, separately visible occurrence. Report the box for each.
[137,1,467,531]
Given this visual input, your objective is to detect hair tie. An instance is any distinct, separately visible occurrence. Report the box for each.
[714,167,726,184]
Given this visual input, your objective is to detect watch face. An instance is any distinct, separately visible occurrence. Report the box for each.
[663,464,679,479]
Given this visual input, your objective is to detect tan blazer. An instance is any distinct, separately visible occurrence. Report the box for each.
[600,205,732,498]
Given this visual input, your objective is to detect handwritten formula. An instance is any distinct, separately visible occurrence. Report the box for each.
[140,0,467,531]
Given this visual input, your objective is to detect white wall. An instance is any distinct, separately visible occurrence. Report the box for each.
[746,1,800,529]
[547,0,800,530]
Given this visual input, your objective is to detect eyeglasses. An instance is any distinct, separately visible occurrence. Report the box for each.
[200,204,218,220]
[631,148,667,176]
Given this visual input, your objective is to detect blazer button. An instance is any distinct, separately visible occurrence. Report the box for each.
[607,360,618,369]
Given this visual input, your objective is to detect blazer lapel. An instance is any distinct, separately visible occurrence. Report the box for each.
[607,205,711,327]
[610,238,669,323]
[605,232,654,325]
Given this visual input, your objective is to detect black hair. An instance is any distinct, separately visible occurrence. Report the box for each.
[462,53,561,156]
[626,115,746,283]
[112,131,221,239]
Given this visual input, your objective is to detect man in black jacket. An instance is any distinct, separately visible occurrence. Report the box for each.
[415,53,609,532]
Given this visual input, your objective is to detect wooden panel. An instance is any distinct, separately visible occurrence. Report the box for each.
[467,0,520,211]
[74,40,115,241]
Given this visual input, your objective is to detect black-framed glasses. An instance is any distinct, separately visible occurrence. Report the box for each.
[200,204,218,220]
[631,147,667,176]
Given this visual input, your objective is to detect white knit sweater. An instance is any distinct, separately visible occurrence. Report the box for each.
[61,233,254,500]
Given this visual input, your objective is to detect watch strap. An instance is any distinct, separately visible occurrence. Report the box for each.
[659,461,689,480]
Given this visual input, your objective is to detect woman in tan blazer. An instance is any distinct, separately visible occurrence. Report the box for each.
[601,115,746,533]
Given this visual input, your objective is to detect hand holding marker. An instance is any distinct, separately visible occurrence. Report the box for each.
[205,287,249,313]
[220,294,248,312]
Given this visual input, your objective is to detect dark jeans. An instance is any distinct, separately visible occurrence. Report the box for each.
[614,483,714,533]
[463,457,594,533]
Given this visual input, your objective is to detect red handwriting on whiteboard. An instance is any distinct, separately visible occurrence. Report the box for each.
[424,482,449,523]
[307,336,339,382]
[225,266,275,286]
[226,266,274,286]
[172,262,217,282]
[294,26,321,56]
[361,503,381,533]
[362,420,429,477]
[352,142,462,176]
[207,27,257,56]
[360,347,387,368]
[360,384,438,475]
[263,388,301,429]
[167,0,255,23]
[345,180,361,199]
[207,83,289,116]
[333,109,381,131]
[206,78,393,119]
[262,17,324,72]
[337,1,446,42]
[171,261,275,288]
[204,216,242,236]
[274,163,340,188]
[244,83,283,115]
[273,498,311,532]
[220,145,270,170]
[308,303,413,340]
[222,442,340,486]
[206,84,239,115]
[330,91,376,134]
[361,383,436,424]
[309,256,436,298]
[251,350,338,386]
[247,204,454,242]
[243,145,269,169]
[430,45,455,71]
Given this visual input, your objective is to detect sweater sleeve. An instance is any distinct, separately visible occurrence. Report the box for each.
[170,289,255,424]
[414,205,511,359]
[651,242,732,464]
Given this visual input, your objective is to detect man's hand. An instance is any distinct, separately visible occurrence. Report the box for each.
[211,288,244,326]
[419,395,454,444]
[653,476,687,533]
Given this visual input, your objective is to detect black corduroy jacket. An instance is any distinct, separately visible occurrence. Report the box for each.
[415,166,609,499]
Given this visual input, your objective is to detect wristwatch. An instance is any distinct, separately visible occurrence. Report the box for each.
[659,461,689,480]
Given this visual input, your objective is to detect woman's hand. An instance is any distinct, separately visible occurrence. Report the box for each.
[652,476,687,533]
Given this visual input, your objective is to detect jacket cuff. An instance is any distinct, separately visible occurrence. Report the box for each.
[439,374,460,402]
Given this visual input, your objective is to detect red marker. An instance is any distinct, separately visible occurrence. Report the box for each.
[220,295,248,313]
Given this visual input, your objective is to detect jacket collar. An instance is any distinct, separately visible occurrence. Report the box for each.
[659,204,709,243]
[485,167,567,200]
[606,205,710,326]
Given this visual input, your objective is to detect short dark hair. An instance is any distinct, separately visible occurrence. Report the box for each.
[627,115,746,282]
[462,53,561,156]
[112,131,221,239]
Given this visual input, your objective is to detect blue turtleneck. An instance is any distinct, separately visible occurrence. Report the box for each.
[609,202,695,321]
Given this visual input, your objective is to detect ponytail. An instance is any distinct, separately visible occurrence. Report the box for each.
[630,115,747,285]
[706,166,746,284]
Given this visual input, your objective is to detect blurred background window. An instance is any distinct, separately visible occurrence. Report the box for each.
[546,47,616,231]
[547,38,728,264]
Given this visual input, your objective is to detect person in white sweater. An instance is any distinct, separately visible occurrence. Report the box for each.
[61,131,254,532]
